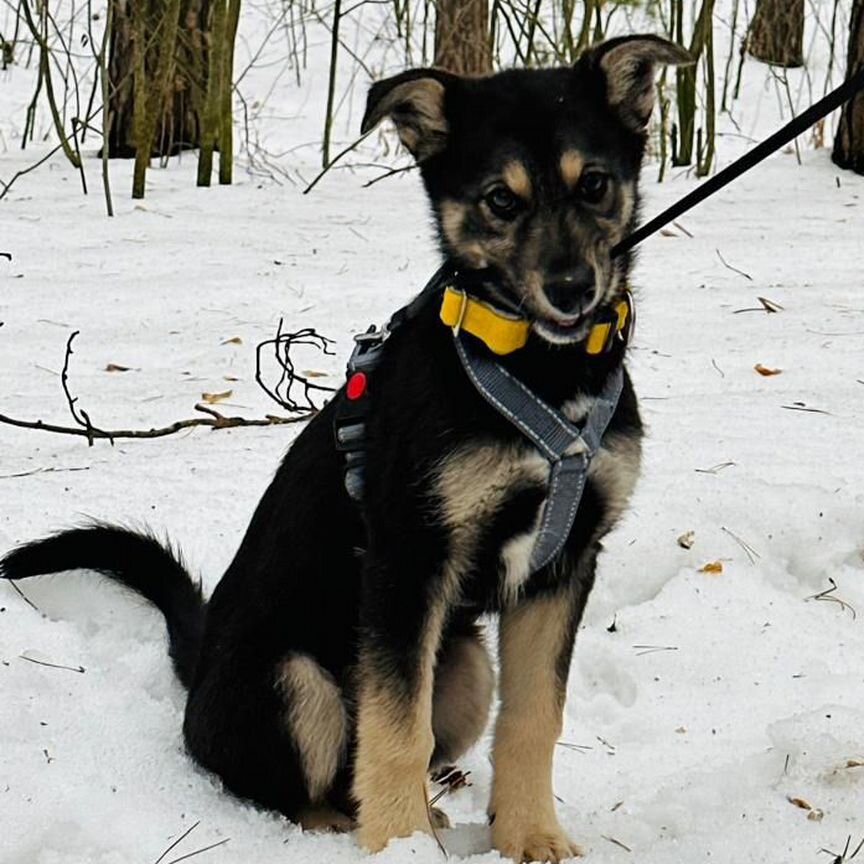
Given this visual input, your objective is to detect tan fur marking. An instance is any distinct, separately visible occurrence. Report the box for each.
[297,805,355,833]
[620,181,636,227]
[502,160,532,199]
[354,599,451,851]
[438,443,547,534]
[559,150,585,188]
[431,634,494,767]
[490,591,582,862]
[277,655,348,803]
[440,199,488,268]
[589,431,642,530]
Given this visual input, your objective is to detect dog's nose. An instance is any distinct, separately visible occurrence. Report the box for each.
[543,266,595,316]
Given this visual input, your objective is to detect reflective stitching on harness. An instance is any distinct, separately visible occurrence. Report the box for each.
[455,331,624,575]
[454,338,562,462]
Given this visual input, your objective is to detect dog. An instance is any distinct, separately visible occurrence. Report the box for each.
[1,35,690,863]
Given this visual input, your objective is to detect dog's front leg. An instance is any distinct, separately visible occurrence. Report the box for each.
[353,557,453,852]
[490,583,585,863]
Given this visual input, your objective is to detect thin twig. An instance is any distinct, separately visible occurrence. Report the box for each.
[694,460,736,474]
[0,466,90,480]
[255,322,336,412]
[721,525,760,563]
[165,838,230,864]
[362,164,417,188]
[61,331,108,443]
[423,785,448,857]
[716,248,752,281]
[733,296,784,314]
[805,578,857,620]
[20,654,85,673]
[154,821,200,864]
[302,130,374,195]
[602,836,632,853]
[633,645,679,656]
[556,741,593,753]
[781,403,831,415]
[8,580,42,614]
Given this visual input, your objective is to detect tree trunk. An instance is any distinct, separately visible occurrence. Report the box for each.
[434,0,491,75]
[832,0,864,174]
[108,0,210,159]
[746,0,804,68]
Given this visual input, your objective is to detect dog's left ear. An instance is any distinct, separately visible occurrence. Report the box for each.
[585,35,693,131]
[361,69,457,161]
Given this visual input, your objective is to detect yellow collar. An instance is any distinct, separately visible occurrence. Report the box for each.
[439,286,632,356]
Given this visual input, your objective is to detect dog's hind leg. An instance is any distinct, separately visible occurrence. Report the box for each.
[183,647,343,822]
[431,622,494,769]
[489,563,595,863]
[277,653,350,807]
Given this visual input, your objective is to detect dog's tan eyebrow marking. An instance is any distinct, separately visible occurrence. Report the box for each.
[559,150,585,188]
[502,160,532,199]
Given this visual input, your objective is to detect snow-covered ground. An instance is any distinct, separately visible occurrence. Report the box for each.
[1,3,863,863]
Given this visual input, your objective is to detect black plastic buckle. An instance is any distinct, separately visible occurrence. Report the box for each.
[334,324,389,501]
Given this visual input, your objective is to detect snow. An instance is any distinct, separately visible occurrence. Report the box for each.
[2,3,863,863]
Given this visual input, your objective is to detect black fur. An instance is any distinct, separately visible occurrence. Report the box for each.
[1,36,690,859]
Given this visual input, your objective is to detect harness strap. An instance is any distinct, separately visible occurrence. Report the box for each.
[454,333,624,573]
[334,266,455,501]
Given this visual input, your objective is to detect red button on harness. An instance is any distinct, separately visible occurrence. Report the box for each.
[346,371,367,401]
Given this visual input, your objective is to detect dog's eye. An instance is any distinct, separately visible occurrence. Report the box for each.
[484,186,521,220]
[577,171,610,205]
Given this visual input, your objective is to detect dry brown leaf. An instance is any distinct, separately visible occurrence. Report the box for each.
[699,561,723,574]
[807,809,824,822]
[754,363,782,376]
[201,390,233,404]
[787,797,812,810]
[221,336,243,346]
[105,363,130,373]
[302,369,329,379]
[223,375,240,382]
[677,531,696,549]
[846,758,864,768]
[660,228,678,237]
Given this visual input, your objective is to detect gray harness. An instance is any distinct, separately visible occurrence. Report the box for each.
[454,333,623,574]
[335,268,625,574]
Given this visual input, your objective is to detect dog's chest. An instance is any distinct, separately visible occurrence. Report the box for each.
[434,394,640,604]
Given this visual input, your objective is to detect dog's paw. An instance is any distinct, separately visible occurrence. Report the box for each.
[357,809,432,852]
[493,825,582,863]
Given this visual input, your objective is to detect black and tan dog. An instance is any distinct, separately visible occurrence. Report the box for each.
[1,35,689,863]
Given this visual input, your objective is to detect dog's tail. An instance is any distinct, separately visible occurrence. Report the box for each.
[0,524,205,688]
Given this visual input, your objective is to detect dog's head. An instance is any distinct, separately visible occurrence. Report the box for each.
[363,35,691,345]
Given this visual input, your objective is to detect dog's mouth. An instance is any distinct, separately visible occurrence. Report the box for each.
[531,313,593,345]
[468,268,611,346]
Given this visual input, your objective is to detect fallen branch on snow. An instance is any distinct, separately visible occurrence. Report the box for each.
[0,331,313,446]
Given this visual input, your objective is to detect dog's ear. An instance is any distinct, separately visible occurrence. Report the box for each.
[361,69,456,161]
[585,35,693,131]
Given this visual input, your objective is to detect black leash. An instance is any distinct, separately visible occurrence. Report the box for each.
[612,64,864,258]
